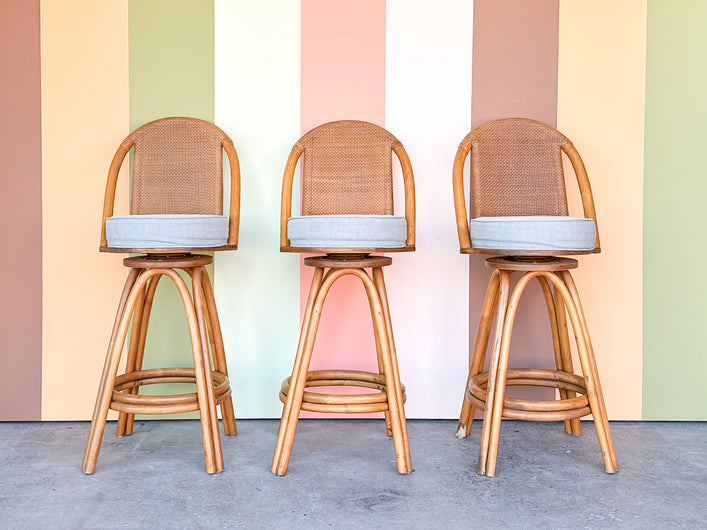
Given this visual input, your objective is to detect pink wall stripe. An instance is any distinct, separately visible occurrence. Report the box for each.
[300,0,387,393]
[0,0,42,420]
[470,0,560,401]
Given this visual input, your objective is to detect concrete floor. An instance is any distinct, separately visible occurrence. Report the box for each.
[0,419,704,529]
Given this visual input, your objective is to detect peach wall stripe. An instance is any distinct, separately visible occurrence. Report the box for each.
[214,0,301,418]
[558,1,646,420]
[299,0,387,389]
[470,0,560,403]
[41,0,129,420]
[0,0,42,420]
[384,0,473,418]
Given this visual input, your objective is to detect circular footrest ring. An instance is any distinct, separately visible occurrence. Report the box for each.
[467,368,590,422]
[280,370,406,414]
[111,367,231,415]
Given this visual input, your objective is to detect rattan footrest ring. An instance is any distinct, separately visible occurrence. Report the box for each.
[280,369,406,414]
[467,368,591,422]
[110,367,231,415]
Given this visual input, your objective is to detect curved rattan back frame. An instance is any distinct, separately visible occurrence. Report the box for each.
[280,120,415,254]
[99,117,241,253]
[452,118,599,256]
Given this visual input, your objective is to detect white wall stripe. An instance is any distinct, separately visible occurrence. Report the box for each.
[385,0,473,418]
[214,0,301,418]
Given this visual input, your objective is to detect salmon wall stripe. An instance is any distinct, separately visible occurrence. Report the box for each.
[643,0,707,419]
[299,0,387,402]
[0,0,42,420]
[558,0,646,420]
[214,0,301,418]
[470,0,561,404]
[41,0,129,420]
[384,0,473,417]
[128,0,215,403]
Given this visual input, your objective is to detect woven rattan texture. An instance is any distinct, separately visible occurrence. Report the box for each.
[468,119,569,218]
[130,118,227,215]
[299,121,395,215]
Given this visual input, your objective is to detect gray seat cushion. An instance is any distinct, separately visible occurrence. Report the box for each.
[287,215,407,248]
[106,214,229,248]
[470,216,596,251]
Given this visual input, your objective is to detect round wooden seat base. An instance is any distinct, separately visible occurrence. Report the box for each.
[485,256,578,272]
[304,254,392,269]
[111,368,232,416]
[123,253,213,269]
[279,370,407,414]
[467,368,591,422]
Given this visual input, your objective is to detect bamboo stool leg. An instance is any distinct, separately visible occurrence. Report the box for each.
[82,269,144,474]
[200,268,237,437]
[120,275,161,437]
[271,267,324,473]
[458,269,501,438]
[372,267,412,473]
[116,284,146,436]
[484,271,536,477]
[477,270,511,476]
[373,324,393,438]
[370,270,392,438]
[553,285,582,435]
[538,276,579,435]
[272,267,328,476]
[559,271,618,473]
[186,267,221,474]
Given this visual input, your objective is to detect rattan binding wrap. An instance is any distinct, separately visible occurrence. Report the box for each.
[129,117,228,215]
[299,120,396,215]
[465,119,569,218]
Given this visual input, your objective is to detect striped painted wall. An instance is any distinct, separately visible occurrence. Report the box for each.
[1,0,704,422]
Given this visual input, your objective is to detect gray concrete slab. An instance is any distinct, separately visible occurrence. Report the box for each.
[0,420,704,528]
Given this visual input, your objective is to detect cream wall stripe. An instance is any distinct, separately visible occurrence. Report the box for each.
[214,0,301,418]
[41,0,129,419]
[557,0,646,419]
[385,0,473,417]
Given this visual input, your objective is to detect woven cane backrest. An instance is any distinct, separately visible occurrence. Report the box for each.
[298,120,395,215]
[128,117,227,215]
[466,118,569,218]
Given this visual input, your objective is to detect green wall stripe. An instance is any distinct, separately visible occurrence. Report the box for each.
[643,0,707,419]
[128,0,214,410]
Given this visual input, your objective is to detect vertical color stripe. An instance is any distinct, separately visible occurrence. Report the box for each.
[128,0,215,398]
[214,0,301,418]
[41,0,129,419]
[0,0,42,420]
[300,0,387,394]
[643,0,706,419]
[385,0,473,417]
[558,1,646,420]
[470,0,560,402]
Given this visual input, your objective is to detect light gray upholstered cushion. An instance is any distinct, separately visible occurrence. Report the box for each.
[470,216,596,251]
[287,215,407,248]
[106,214,229,248]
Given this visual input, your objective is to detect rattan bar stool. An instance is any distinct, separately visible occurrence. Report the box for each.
[271,120,415,475]
[82,117,240,474]
[452,118,618,477]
